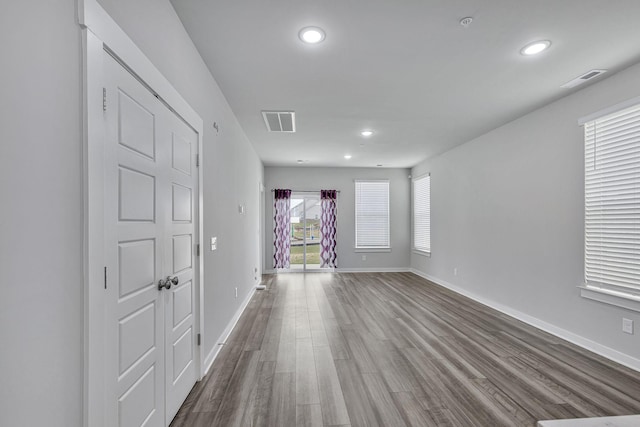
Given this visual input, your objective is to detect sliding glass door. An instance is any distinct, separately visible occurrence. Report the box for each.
[289,193,321,271]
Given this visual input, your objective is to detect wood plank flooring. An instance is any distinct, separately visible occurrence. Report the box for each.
[170,272,640,427]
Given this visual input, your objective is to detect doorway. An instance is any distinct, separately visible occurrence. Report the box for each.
[289,193,321,271]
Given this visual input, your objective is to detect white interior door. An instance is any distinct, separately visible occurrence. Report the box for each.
[104,51,198,427]
[163,95,198,422]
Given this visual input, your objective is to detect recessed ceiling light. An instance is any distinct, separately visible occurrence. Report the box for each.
[344,154,352,159]
[520,40,551,56]
[297,160,304,164]
[299,27,325,44]
[360,130,374,137]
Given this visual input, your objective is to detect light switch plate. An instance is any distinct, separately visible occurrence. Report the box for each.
[623,318,634,334]
[210,237,217,251]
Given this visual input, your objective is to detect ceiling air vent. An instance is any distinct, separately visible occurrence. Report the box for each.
[262,111,296,132]
[561,69,607,89]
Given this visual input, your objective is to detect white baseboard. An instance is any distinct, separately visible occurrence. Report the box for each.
[409,268,640,373]
[264,267,410,274]
[336,267,410,273]
[203,287,257,375]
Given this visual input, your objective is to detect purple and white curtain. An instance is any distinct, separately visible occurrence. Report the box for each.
[320,190,338,268]
[273,189,291,269]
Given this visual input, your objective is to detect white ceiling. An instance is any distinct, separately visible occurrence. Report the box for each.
[171,0,640,168]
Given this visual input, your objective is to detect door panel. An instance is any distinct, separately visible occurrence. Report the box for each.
[105,51,198,427]
[164,114,198,421]
[118,365,157,427]
[105,53,165,427]
[118,90,156,159]
[171,134,192,176]
[118,303,156,375]
[118,167,156,221]
[172,281,193,328]
[171,235,192,273]
[118,239,155,298]
[172,184,192,222]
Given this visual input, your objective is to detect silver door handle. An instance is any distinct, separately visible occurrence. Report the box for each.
[158,276,179,290]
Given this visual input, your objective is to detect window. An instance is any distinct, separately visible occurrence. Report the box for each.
[413,174,431,254]
[355,180,390,249]
[583,101,640,302]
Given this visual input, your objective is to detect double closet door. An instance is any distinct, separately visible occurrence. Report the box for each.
[103,52,198,427]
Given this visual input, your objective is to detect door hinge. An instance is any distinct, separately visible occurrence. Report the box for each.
[102,88,107,112]
[104,266,107,289]
[196,153,199,167]
[197,333,201,346]
[196,243,200,257]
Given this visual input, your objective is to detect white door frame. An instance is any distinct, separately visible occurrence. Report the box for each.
[80,1,205,426]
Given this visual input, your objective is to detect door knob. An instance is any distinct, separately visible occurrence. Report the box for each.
[158,276,179,290]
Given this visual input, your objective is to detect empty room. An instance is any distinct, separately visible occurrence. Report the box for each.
[3,0,640,426]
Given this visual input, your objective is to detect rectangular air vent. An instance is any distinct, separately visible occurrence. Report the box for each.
[262,111,296,132]
[561,69,607,89]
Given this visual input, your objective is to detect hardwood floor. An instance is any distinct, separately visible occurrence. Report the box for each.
[170,272,640,427]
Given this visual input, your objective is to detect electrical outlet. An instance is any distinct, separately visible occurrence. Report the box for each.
[623,318,634,334]
[362,255,366,261]
[235,287,238,298]
[453,268,458,276]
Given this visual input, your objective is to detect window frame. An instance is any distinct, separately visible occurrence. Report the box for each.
[579,96,640,313]
[412,173,431,256]
[354,179,391,251]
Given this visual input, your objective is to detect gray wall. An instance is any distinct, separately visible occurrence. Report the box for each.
[265,167,411,271]
[411,61,640,361]
[1,1,83,425]
[0,1,263,426]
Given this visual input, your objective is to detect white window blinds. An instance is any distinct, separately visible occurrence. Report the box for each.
[584,102,640,297]
[355,180,390,248]
[413,174,431,253]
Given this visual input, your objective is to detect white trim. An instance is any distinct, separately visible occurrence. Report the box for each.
[337,267,410,273]
[354,179,391,249]
[579,286,640,313]
[82,28,106,427]
[264,267,410,274]
[412,249,431,257]
[80,0,203,131]
[538,414,640,427]
[354,247,391,253]
[269,268,334,274]
[203,288,257,374]
[578,94,640,125]
[409,269,640,373]
[412,173,431,254]
[81,1,205,425]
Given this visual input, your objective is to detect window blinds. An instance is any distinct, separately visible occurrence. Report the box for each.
[355,180,390,248]
[585,102,640,296]
[413,174,431,253]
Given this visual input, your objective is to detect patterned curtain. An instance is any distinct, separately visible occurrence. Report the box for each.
[320,190,338,268]
[273,189,292,269]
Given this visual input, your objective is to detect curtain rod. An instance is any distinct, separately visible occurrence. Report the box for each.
[270,189,340,193]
